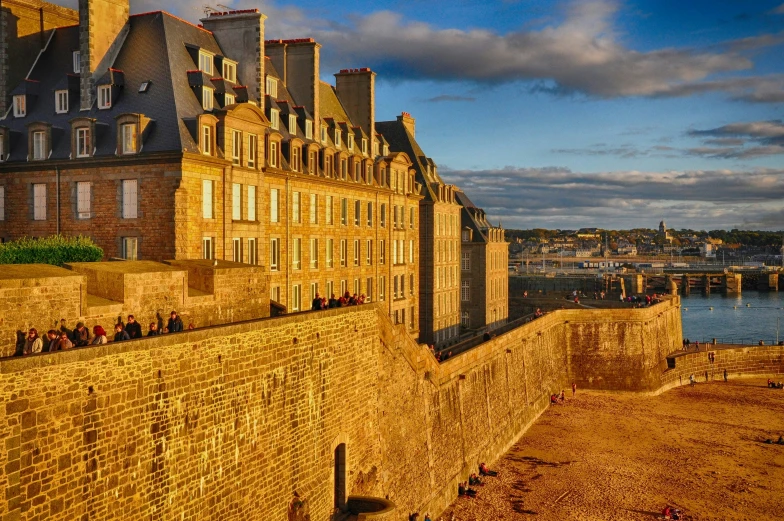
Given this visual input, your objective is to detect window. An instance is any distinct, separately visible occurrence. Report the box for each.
[270,238,280,271]
[76,128,90,158]
[32,131,46,160]
[461,311,470,327]
[266,76,278,98]
[326,280,334,299]
[410,274,414,296]
[247,186,256,221]
[13,95,27,118]
[340,239,347,267]
[367,202,373,226]
[248,238,258,265]
[393,206,398,228]
[202,180,214,219]
[462,252,470,270]
[202,237,214,260]
[122,123,137,154]
[292,284,301,312]
[292,146,301,172]
[340,158,347,179]
[326,238,334,268]
[76,181,91,218]
[270,109,279,130]
[308,150,316,174]
[366,278,373,301]
[362,138,368,155]
[307,193,317,224]
[353,239,359,266]
[354,278,360,296]
[199,51,213,74]
[394,276,399,299]
[73,51,81,73]
[0,186,4,220]
[232,183,241,220]
[0,138,4,162]
[373,141,379,156]
[410,207,415,229]
[270,188,280,222]
[98,85,112,109]
[201,125,212,155]
[462,230,470,242]
[326,195,333,224]
[247,134,257,168]
[321,126,327,143]
[340,198,347,225]
[33,183,46,220]
[380,240,385,265]
[292,191,301,223]
[225,93,235,106]
[269,141,278,168]
[289,114,297,135]
[293,238,301,270]
[354,162,361,182]
[324,154,333,177]
[139,82,150,93]
[379,276,386,301]
[233,238,242,262]
[354,200,360,226]
[310,238,318,269]
[392,241,397,265]
[122,179,137,219]
[366,240,372,265]
[271,286,281,302]
[202,87,213,111]
[380,204,386,227]
[222,61,236,82]
[461,280,470,302]
[409,240,414,263]
[340,280,347,296]
[231,130,241,165]
[55,90,68,114]
[347,133,354,151]
[310,282,319,301]
[122,237,138,260]
[335,129,342,149]
[305,120,313,140]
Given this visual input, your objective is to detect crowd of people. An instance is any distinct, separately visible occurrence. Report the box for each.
[456,463,498,500]
[310,292,367,311]
[14,311,195,356]
[767,379,783,389]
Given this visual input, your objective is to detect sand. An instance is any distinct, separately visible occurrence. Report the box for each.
[440,379,784,521]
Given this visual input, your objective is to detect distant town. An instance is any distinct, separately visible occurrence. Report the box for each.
[506,222,784,269]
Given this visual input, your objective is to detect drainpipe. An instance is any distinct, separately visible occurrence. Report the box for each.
[286,174,290,307]
[223,166,229,260]
[55,167,60,235]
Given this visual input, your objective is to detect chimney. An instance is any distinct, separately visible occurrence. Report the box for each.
[397,111,415,138]
[200,10,266,108]
[335,68,376,151]
[266,39,320,126]
[78,0,130,110]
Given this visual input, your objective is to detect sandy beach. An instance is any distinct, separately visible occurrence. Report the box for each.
[440,378,784,521]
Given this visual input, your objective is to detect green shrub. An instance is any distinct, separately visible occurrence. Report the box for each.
[0,235,104,266]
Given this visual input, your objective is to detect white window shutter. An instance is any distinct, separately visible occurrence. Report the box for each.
[122,179,138,219]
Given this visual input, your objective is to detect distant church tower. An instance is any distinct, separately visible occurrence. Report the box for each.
[658,220,667,234]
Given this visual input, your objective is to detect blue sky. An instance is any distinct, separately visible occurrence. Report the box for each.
[72,0,784,230]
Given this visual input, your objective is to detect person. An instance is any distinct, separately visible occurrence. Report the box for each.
[91,326,108,345]
[424,514,432,521]
[689,374,695,387]
[45,330,59,352]
[114,324,130,342]
[56,331,73,350]
[559,390,566,401]
[550,394,559,405]
[14,330,26,357]
[469,473,483,486]
[483,331,491,341]
[777,436,784,445]
[572,382,577,396]
[124,315,142,339]
[23,328,44,355]
[162,327,169,334]
[147,323,160,336]
[479,463,497,477]
[188,322,196,330]
[59,318,73,340]
[694,340,700,350]
[311,293,322,311]
[723,369,728,382]
[167,311,184,332]
[328,293,338,309]
[358,294,366,304]
[71,322,91,347]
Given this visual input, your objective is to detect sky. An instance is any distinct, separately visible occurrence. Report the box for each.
[66,0,784,231]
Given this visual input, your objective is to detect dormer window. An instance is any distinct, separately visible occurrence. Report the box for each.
[288,114,297,135]
[73,51,80,73]
[201,125,212,155]
[55,90,69,114]
[266,77,277,98]
[198,51,213,74]
[222,60,236,83]
[362,138,368,154]
[225,93,235,106]
[383,144,389,156]
[347,133,354,151]
[76,128,91,158]
[13,95,26,117]
[269,141,278,168]
[32,131,46,160]
[305,120,313,140]
[121,123,137,154]
[373,141,379,156]
[321,125,327,144]
[0,132,6,162]
[335,129,341,149]
[97,85,112,109]
[202,87,214,111]
[270,109,279,130]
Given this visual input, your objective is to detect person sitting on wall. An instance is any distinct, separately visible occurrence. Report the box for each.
[188,322,196,330]
[483,331,491,341]
[311,293,322,311]
[91,326,108,345]
[114,324,130,342]
[147,323,160,336]
[45,330,59,353]
[72,322,91,347]
[167,311,184,332]
[124,315,142,339]
[358,294,366,304]
[23,328,43,355]
[534,308,543,318]
[328,294,338,308]
[57,330,73,350]
[479,463,498,477]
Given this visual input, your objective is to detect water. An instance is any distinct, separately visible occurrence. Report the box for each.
[680,291,784,345]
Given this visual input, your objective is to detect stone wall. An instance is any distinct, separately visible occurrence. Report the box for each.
[661,344,784,390]
[1,296,690,521]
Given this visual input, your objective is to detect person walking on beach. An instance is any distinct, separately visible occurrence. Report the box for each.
[572,382,577,397]
[689,374,695,387]
[723,369,728,382]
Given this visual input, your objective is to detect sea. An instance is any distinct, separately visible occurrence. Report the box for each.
[680,291,784,345]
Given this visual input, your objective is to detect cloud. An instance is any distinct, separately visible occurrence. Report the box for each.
[772,4,784,15]
[686,120,784,158]
[422,95,477,103]
[440,166,784,230]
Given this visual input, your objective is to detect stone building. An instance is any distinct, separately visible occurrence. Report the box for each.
[456,188,509,332]
[376,113,462,348]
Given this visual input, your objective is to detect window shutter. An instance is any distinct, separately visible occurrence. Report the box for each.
[0,186,5,221]
[77,181,91,217]
[248,186,256,221]
[122,179,138,219]
[202,180,213,219]
[33,184,46,220]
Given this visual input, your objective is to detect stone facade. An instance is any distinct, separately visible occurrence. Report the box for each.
[0,296,693,521]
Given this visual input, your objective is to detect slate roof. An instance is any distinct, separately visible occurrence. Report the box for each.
[0,11,256,162]
[456,188,496,243]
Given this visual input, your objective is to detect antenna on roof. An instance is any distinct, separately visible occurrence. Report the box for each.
[203,5,219,16]
[217,3,231,10]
